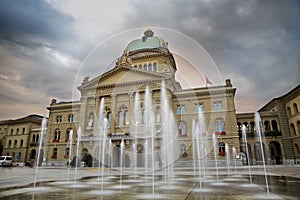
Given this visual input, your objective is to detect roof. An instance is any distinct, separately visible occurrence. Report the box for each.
[124,28,168,53]
[0,114,44,125]
[259,84,300,111]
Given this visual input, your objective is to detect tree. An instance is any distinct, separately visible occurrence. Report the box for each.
[70,156,79,167]
[82,154,93,167]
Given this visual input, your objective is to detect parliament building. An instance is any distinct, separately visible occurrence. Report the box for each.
[1,28,299,167]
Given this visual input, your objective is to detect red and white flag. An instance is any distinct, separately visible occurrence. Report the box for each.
[205,76,212,86]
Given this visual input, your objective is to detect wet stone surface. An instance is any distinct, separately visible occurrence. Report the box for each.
[0,168,300,199]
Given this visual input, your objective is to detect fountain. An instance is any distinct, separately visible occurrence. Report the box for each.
[1,82,295,200]
[33,117,47,188]
[74,126,81,182]
[232,146,237,175]
[242,124,252,184]
[66,129,73,180]
[255,112,270,197]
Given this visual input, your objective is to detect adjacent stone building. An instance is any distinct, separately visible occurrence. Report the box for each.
[0,114,43,165]
[236,84,300,165]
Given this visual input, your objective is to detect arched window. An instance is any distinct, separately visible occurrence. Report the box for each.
[143,64,147,70]
[297,121,300,135]
[36,134,39,142]
[254,142,267,164]
[14,140,17,147]
[139,64,142,69]
[54,129,61,142]
[215,119,226,134]
[218,142,226,156]
[293,103,299,114]
[271,120,278,131]
[264,121,271,132]
[290,123,296,136]
[148,63,152,71]
[52,148,58,158]
[8,140,11,148]
[287,107,291,117]
[66,128,72,142]
[20,139,23,147]
[118,105,128,126]
[178,121,187,136]
[153,63,157,72]
[65,147,70,158]
[243,122,249,132]
[32,134,36,142]
[16,128,19,135]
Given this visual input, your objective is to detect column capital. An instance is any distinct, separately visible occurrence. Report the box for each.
[95,96,101,101]
[128,92,135,98]
[111,94,117,99]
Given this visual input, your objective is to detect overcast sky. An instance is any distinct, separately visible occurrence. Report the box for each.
[0,0,299,120]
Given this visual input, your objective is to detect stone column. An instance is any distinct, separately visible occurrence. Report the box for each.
[128,92,134,128]
[94,96,101,132]
[79,96,88,133]
[111,94,117,133]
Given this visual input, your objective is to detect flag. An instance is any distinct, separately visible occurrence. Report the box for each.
[205,76,212,85]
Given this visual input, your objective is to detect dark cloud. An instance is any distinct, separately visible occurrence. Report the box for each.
[0,0,74,42]
[123,0,300,111]
[0,0,299,119]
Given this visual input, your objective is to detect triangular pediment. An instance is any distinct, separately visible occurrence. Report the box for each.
[79,66,167,90]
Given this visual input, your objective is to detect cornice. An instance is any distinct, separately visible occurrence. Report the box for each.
[79,66,169,92]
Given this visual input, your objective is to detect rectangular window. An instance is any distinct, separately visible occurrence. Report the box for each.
[56,115,62,123]
[213,102,223,111]
[177,105,181,114]
[181,105,185,114]
[68,114,74,123]
[177,105,186,114]
[195,103,204,113]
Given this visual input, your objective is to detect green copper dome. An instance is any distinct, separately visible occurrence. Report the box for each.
[124,28,168,53]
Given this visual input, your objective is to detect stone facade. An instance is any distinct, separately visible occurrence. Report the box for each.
[0,115,43,165]
[43,29,239,167]
[1,29,298,167]
[236,84,300,165]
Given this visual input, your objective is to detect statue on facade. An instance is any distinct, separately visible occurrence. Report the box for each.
[87,113,94,128]
[116,51,132,66]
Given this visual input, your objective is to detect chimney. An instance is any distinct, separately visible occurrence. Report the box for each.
[51,99,57,105]
[226,79,232,87]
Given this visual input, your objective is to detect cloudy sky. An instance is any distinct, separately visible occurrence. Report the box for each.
[0,0,299,120]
